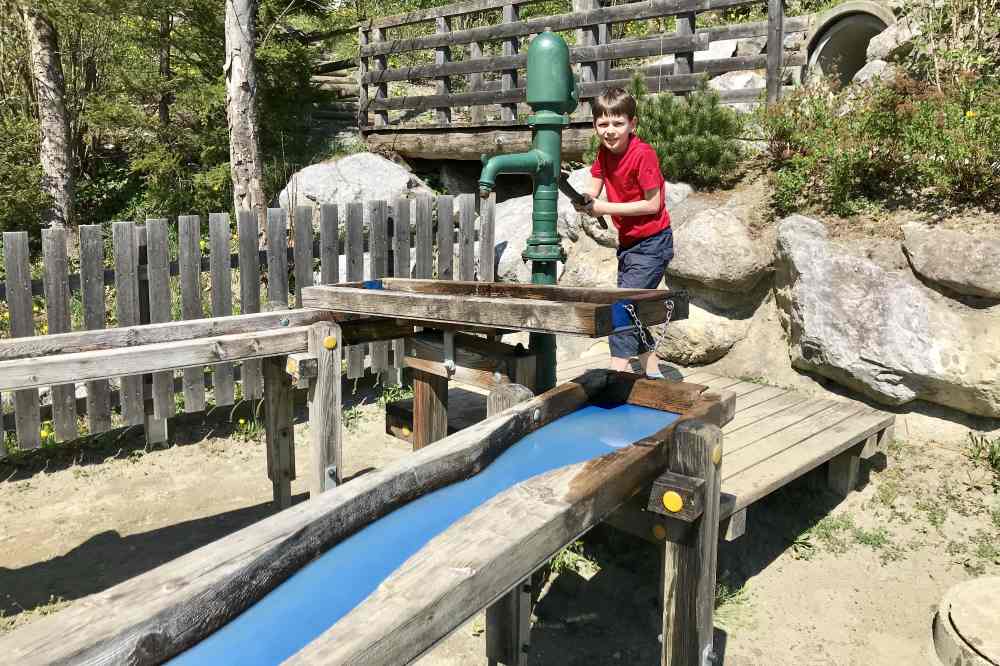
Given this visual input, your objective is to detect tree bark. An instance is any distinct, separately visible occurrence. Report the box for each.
[224,0,267,232]
[22,6,73,228]
[159,12,173,126]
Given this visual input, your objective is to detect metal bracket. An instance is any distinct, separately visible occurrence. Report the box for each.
[442,330,456,376]
[324,465,338,491]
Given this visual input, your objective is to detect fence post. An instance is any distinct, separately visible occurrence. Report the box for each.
[485,383,535,666]
[372,25,389,127]
[113,221,145,425]
[79,225,113,435]
[501,5,519,122]
[135,224,169,444]
[470,39,485,124]
[264,354,295,509]
[660,421,723,666]
[767,0,785,104]
[41,226,76,442]
[5,231,41,450]
[435,16,452,124]
[358,22,371,128]
[574,0,600,118]
[674,10,696,90]
[178,215,207,413]
[209,213,236,406]
[308,321,343,495]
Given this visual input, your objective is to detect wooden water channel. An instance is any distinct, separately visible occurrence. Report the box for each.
[359,0,810,159]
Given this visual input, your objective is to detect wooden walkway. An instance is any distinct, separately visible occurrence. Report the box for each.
[557,355,896,539]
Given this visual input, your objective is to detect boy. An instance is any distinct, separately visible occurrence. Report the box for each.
[575,87,674,379]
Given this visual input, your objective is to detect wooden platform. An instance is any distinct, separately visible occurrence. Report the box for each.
[557,355,895,540]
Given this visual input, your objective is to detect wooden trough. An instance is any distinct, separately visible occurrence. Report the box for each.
[0,369,734,666]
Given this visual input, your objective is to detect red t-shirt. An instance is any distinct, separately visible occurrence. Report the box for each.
[590,136,671,248]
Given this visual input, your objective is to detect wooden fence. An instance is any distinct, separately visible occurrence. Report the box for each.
[358,0,808,131]
[0,193,496,458]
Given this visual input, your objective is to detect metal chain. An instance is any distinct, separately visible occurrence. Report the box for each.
[623,299,675,353]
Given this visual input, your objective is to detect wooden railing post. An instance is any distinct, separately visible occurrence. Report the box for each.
[264,354,295,509]
[674,11,696,84]
[358,22,371,127]
[485,383,535,666]
[308,321,342,495]
[372,26,389,127]
[435,16,452,124]
[660,421,723,666]
[574,0,600,118]
[134,224,169,445]
[597,22,610,82]
[501,4,520,122]
[767,0,785,104]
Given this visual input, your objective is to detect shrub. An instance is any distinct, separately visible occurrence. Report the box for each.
[584,75,744,188]
[758,75,1000,216]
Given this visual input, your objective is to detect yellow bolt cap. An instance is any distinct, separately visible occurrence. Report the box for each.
[662,491,683,513]
[323,335,338,350]
[712,444,722,466]
[401,427,411,436]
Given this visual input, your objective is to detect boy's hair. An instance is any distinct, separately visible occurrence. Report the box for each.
[592,88,637,120]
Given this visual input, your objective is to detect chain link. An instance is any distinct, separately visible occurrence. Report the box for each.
[623,299,675,353]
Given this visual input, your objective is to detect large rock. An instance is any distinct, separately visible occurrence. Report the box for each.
[775,215,1000,417]
[655,302,752,365]
[666,208,772,292]
[277,153,433,211]
[903,224,1000,300]
[708,71,766,92]
[866,17,922,62]
[852,59,899,86]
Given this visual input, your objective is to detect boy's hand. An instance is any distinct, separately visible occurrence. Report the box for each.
[573,193,596,215]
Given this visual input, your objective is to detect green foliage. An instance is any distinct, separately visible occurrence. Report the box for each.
[0,116,50,238]
[585,75,744,188]
[758,75,1000,216]
[967,431,1000,474]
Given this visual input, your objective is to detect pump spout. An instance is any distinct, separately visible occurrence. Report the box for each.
[478,150,549,198]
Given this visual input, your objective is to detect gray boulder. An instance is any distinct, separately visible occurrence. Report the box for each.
[775,215,1000,417]
[866,17,922,62]
[736,36,767,57]
[655,302,751,364]
[852,59,899,85]
[278,153,433,212]
[903,224,1000,299]
[666,208,772,292]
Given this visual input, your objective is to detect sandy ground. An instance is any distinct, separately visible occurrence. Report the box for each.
[1,372,998,665]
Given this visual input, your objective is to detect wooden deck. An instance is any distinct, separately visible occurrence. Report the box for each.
[557,354,896,540]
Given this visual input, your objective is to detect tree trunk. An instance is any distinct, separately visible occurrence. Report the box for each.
[159,12,172,126]
[224,0,267,233]
[22,6,73,228]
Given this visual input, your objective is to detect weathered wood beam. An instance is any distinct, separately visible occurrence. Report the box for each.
[0,370,613,664]
[365,126,595,160]
[308,321,343,494]
[370,0,534,29]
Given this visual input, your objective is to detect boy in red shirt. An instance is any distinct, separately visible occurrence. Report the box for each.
[576,88,673,378]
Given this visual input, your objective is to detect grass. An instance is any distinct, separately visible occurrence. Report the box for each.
[549,540,600,578]
[967,432,1000,475]
[0,595,70,636]
[714,580,752,629]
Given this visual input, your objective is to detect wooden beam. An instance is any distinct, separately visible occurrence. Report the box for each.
[366,126,595,161]
[767,0,785,104]
[401,331,534,390]
[412,369,449,450]
[264,355,295,509]
[371,0,534,29]
[0,370,612,664]
[308,322,343,494]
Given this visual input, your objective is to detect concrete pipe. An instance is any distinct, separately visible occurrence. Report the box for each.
[804,1,896,87]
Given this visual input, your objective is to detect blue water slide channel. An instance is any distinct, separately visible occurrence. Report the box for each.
[173,402,679,665]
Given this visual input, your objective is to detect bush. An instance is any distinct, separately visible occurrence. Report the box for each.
[584,75,744,188]
[0,116,50,239]
[758,75,1000,216]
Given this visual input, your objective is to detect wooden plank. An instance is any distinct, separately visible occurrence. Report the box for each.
[724,398,840,454]
[263,355,295,509]
[319,204,339,285]
[113,221,145,425]
[135,225,169,445]
[500,3,519,122]
[485,382,535,666]
[412,369,449,450]
[722,389,809,433]
[210,213,236,406]
[469,40,485,124]
[402,332,531,390]
[79,225,112,434]
[733,384,788,411]
[609,51,806,81]
[238,209,264,399]
[4,232,41,449]
[478,193,496,281]
[723,407,893,513]
[178,215,207,413]
[145,219,176,421]
[827,442,863,497]
[458,194,476,281]
[267,208,290,311]
[372,26,389,127]
[674,11,696,77]
[308,322,343,494]
[357,27,370,127]
[661,421,722,666]
[41,226,76,441]
[369,200,389,373]
[371,0,534,29]
[414,196,434,279]
[360,0,721,57]
[359,278,680,302]
[436,195,454,280]
[392,196,412,370]
[0,371,612,664]
[293,206,315,309]
[767,0,784,104]
[345,202,365,379]
[434,17,452,124]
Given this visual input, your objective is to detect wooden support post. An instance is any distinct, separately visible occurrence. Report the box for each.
[434,16,452,125]
[308,321,343,495]
[767,0,785,104]
[500,4,519,122]
[574,0,600,119]
[135,225,168,445]
[412,368,448,451]
[263,355,295,509]
[372,26,389,127]
[358,23,371,127]
[660,421,723,666]
[41,226,76,442]
[485,382,534,666]
[470,40,485,124]
[674,12,696,81]
[827,442,863,497]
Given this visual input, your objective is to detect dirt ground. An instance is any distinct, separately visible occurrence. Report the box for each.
[1,370,998,665]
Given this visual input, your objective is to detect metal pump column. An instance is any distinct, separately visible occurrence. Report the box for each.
[478,30,577,392]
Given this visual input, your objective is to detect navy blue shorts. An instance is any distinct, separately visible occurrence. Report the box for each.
[610,227,674,359]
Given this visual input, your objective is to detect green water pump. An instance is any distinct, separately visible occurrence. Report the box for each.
[478,30,578,392]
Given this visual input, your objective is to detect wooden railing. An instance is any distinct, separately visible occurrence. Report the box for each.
[0,194,495,457]
[358,0,806,131]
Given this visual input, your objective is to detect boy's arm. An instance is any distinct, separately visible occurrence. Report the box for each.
[585,175,604,200]
[592,186,661,218]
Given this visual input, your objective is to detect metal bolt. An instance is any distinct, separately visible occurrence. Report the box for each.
[279,317,290,327]
[493,371,503,383]
[443,359,456,374]
[532,408,541,422]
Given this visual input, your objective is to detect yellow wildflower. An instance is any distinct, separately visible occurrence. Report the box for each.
[966,110,977,118]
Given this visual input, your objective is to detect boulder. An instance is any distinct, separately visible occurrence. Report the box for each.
[903,224,1000,299]
[736,36,767,57]
[866,17,922,62]
[655,302,751,365]
[775,215,1000,417]
[666,208,772,292]
[852,59,899,85]
[708,71,766,92]
[277,153,433,212]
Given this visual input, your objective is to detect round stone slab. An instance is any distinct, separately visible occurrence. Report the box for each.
[932,577,1000,666]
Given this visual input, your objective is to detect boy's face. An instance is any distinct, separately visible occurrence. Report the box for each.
[594,114,637,155]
